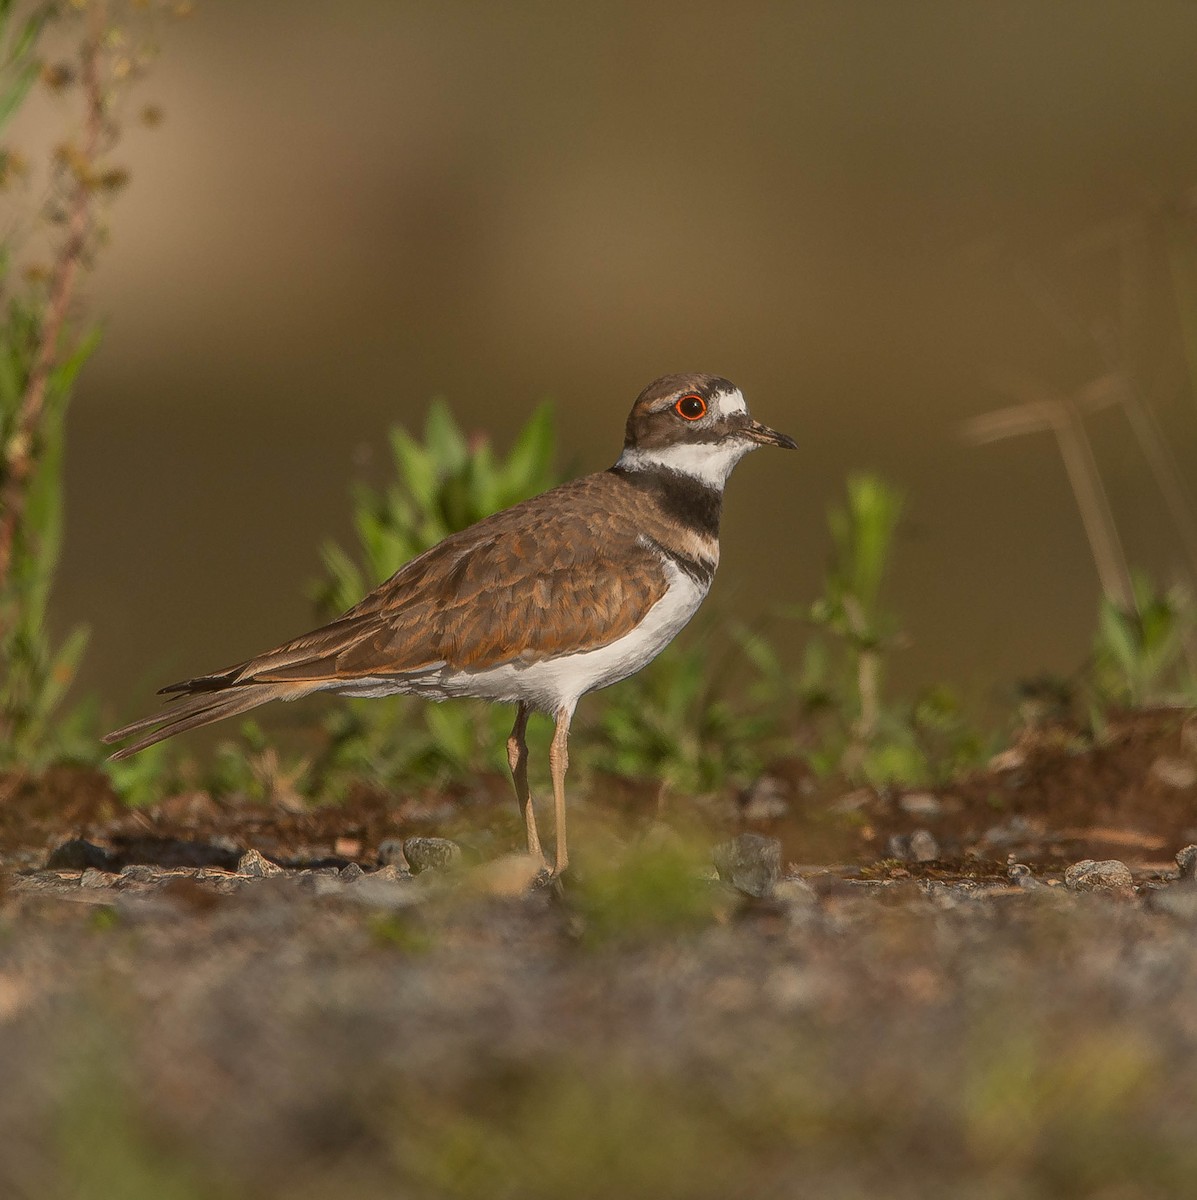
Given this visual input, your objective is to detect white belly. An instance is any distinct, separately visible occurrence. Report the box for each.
[339,559,708,714]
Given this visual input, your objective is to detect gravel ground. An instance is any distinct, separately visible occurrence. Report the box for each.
[4,841,1197,1200]
[5,711,1197,1198]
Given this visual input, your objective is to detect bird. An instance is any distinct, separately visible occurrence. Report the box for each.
[104,373,796,875]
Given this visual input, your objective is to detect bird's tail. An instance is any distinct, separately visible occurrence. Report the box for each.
[103,681,308,760]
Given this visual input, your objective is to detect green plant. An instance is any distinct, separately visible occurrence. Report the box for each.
[0,1,183,771]
[1090,569,1197,708]
[0,287,99,767]
[311,400,560,792]
[102,738,181,808]
[203,719,312,807]
[809,473,904,741]
[587,627,777,793]
[796,473,985,785]
[0,2,105,769]
[313,399,558,617]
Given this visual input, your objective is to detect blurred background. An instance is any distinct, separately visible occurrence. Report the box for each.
[16,0,1197,713]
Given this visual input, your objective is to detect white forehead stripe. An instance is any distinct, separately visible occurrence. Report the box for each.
[713,388,747,417]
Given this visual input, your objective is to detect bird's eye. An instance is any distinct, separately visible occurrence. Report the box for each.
[674,394,707,420]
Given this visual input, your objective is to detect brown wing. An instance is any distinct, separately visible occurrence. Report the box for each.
[172,472,670,690]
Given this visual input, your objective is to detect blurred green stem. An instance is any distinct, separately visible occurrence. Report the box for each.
[0,2,103,640]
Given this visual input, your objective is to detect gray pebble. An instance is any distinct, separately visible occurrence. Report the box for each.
[1064,859,1134,893]
[1007,863,1047,891]
[79,868,117,889]
[712,833,782,898]
[402,838,462,875]
[340,862,365,882]
[370,864,411,882]
[1175,844,1197,883]
[237,849,284,878]
[118,864,160,886]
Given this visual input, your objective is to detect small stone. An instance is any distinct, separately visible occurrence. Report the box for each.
[369,864,410,882]
[1150,755,1197,790]
[377,839,408,869]
[1007,863,1047,891]
[118,864,160,885]
[402,837,461,875]
[79,868,117,889]
[1175,844,1197,883]
[339,862,365,882]
[45,839,115,872]
[712,833,781,898]
[237,849,284,878]
[1064,859,1134,894]
[898,792,942,819]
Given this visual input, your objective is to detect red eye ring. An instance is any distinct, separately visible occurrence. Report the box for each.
[674,394,707,420]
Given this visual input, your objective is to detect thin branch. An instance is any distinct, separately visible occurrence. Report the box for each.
[1048,395,1137,615]
[964,378,1137,614]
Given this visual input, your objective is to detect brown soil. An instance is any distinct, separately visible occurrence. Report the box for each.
[4,710,1196,878]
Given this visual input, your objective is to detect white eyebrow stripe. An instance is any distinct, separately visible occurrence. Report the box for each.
[714,388,747,417]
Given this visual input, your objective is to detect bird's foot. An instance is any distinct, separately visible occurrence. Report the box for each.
[529,864,568,898]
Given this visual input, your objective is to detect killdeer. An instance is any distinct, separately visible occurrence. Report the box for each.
[105,374,795,874]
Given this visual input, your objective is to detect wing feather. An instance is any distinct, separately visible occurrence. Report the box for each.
[175,473,674,690]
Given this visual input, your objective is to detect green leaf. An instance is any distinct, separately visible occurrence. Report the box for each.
[32,623,89,721]
[423,398,468,474]
[389,426,438,511]
[499,402,555,500]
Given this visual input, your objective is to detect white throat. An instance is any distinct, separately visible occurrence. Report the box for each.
[615,438,756,488]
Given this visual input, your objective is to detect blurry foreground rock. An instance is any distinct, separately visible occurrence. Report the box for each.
[713,833,781,897]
